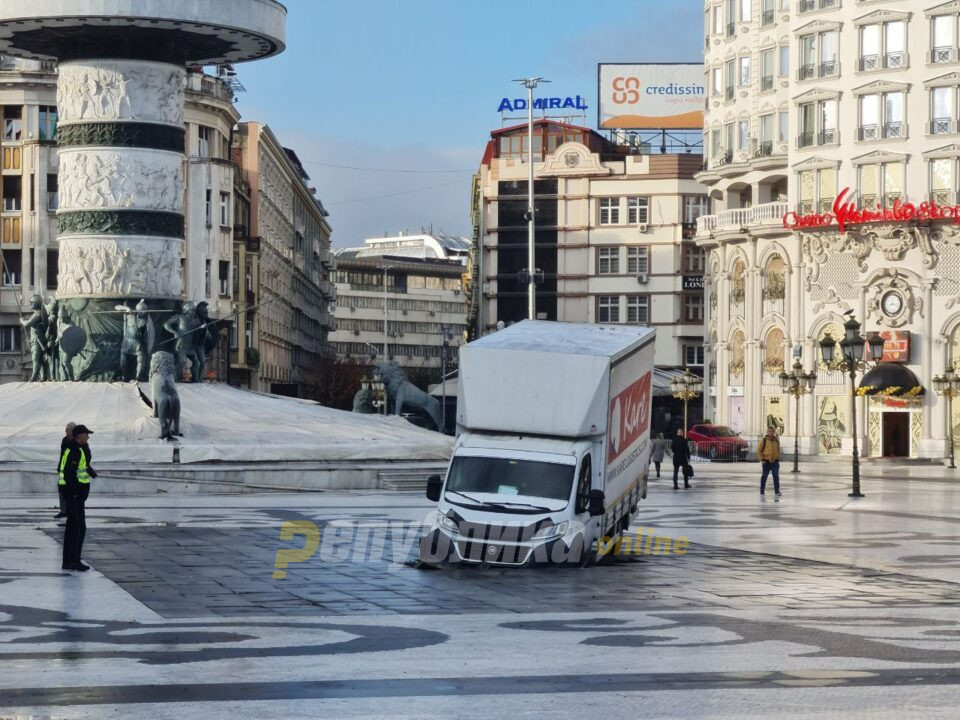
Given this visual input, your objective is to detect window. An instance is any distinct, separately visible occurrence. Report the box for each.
[712,67,723,96]
[762,0,775,25]
[739,56,751,86]
[245,319,253,348]
[931,158,958,205]
[2,106,21,141]
[726,0,736,35]
[858,161,903,208]
[683,244,706,274]
[0,325,20,352]
[597,247,620,275]
[761,48,775,90]
[46,174,58,211]
[575,455,592,514]
[759,113,775,153]
[204,259,211,297]
[599,197,620,225]
[219,192,230,227]
[2,175,21,211]
[799,167,837,213]
[627,197,649,224]
[932,86,954,134]
[246,262,253,292]
[713,5,723,35]
[858,92,906,140]
[683,195,709,223]
[2,248,20,285]
[779,45,789,77]
[860,21,906,71]
[684,295,704,323]
[711,128,721,160]
[778,110,789,143]
[229,322,238,350]
[798,100,837,147]
[626,296,649,324]
[219,260,230,296]
[627,246,650,274]
[205,189,213,226]
[46,249,58,289]
[737,119,749,150]
[740,0,751,22]
[800,31,838,79]
[197,125,212,157]
[598,295,620,323]
[724,59,735,99]
[724,123,735,160]
[932,15,957,64]
[685,345,705,366]
[39,106,57,141]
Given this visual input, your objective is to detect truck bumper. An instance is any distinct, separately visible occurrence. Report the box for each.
[418,529,583,567]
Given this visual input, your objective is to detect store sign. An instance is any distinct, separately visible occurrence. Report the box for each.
[880,330,910,364]
[682,276,704,290]
[497,96,589,113]
[608,372,651,463]
[598,64,705,129]
[783,188,960,234]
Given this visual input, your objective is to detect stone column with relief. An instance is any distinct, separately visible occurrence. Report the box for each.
[0,0,286,380]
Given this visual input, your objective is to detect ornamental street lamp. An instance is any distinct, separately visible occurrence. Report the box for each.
[779,357,817,474]
[670,368,703,436]
[932,369,960,469]
[819,316,885,498]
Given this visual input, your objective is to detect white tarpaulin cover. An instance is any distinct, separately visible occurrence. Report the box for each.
[0,382,454,464]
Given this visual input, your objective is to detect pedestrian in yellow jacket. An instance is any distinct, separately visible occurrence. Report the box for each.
[758,427,781,497]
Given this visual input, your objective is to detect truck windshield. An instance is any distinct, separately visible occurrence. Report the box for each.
[445,456,574,504]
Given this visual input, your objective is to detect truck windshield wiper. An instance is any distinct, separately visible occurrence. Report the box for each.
[493,501,552,513]
[444,490,486,506]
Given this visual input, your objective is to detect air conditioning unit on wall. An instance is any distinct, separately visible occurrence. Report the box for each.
[637,223,648,233]
[636,273,649,285]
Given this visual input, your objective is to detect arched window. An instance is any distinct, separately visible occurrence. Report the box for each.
[762,254,785,316]
[763,327,785,382]
[729,330,745,384]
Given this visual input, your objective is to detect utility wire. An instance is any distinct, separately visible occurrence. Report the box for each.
[300,160,474,174]
[325,178,470,206]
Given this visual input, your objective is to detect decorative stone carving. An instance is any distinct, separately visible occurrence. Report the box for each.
[57,60,185,127]
[58,123,185,153]
[59,211,185,238]
[812,288,852,314]
[541,142,611,177]
[865,269,923,328]
[58,237,183,299]
[847,223,937,269]
[59,149,184,213]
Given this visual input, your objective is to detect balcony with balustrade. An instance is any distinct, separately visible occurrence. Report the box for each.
[695,201,790,243]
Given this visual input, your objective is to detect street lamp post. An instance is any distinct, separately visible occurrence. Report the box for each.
[932,369,960,469]
[779,357,817,474]
[819,316,885,498]
[670,368,704,437]
[514,77,549,320]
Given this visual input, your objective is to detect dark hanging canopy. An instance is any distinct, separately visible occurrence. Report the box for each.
[857,363,925,397]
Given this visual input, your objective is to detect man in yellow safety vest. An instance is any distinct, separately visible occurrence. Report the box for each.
[55,422,76,520]
[59,424,98,572]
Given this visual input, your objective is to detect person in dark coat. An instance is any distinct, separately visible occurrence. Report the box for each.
[60,424,98,572]
[55,422,76,520]
[671,429,691,490]
[650,433,668,478]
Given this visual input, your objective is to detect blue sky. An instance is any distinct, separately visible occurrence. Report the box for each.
[234,0,703,246]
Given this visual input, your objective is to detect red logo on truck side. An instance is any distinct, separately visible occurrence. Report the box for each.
[608,372,651,463]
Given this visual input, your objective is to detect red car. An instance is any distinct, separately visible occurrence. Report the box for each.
[687,424,749,461]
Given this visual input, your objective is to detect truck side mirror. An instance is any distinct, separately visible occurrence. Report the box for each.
[588,489,605,517]
[426,475,443,502]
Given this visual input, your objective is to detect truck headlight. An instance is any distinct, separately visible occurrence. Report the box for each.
[532,521,568,540]
[436,513,459,535]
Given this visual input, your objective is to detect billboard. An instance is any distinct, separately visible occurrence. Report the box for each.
[598,63,705,130]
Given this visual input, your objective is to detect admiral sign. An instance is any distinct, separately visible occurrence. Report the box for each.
[608,371,651,463]
[497,96,588,113]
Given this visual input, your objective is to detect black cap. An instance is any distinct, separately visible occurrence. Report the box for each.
[72,425,94,436]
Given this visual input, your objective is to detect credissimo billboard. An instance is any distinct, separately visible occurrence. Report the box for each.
[598,63,705,130]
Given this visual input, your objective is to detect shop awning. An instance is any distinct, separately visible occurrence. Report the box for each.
[857,363,925,397]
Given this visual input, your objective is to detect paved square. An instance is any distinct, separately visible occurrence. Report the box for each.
[2,462,960,718]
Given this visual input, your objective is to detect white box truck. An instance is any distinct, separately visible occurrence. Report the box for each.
[420,320,656,566]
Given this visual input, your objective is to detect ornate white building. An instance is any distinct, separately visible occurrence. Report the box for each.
[697,0,960,460]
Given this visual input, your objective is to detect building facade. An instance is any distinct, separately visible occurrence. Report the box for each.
[330,233,468,373]
[0,56,58,384]
[473,120,708,394]
[697,0,960,459]
[231,122,335,395]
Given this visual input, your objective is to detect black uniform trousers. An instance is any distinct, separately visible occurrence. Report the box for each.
[62,484,89,566]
